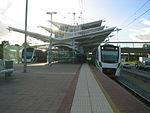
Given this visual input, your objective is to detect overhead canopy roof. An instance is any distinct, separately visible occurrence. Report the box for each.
[8,20,115,53]
[50,20,103,30]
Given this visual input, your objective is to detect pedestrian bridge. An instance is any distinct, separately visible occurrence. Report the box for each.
[121,48,150,53]
[103,42,150,53]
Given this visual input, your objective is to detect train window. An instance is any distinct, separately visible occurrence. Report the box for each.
[101,50,119,63]
[101,46,118,51]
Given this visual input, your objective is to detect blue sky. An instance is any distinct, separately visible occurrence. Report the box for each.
[84,0,150,41]
[0,0,150,45]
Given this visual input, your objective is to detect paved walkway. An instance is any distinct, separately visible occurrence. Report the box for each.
[70,64,114,113]
[0,63,81,113]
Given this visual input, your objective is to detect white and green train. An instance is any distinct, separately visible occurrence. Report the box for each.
[95,44,121,77]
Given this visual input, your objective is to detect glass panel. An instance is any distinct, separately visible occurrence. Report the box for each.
[50,51,76,63]
[101,50,119,63]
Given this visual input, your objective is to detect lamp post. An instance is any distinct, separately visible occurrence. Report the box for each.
[72,12,76,63]
[24,0,28,72]
[46,12,57,64]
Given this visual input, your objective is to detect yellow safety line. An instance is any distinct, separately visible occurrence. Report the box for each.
[92,70,121,113]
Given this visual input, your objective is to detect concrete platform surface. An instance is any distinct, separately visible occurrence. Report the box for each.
[0,63,81,113]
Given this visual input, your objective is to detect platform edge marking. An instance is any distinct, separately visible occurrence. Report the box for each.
[91,67,121,113]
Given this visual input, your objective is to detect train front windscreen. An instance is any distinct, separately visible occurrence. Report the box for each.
[22,48,34,59]
[101,46,119,63]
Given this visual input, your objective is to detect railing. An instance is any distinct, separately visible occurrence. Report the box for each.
[102,42,150,48]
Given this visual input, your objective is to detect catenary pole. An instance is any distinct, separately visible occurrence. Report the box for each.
[46,12,57,64]
[24,0,28,72]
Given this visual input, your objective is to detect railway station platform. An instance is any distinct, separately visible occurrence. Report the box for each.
[0,63,149,113]
[70,64,114,113]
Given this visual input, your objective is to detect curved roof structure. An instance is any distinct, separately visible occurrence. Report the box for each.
[8,20,115,54]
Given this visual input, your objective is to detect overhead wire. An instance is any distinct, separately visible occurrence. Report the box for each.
[122,8,150,29]
[78,0,84,24]
[111,0,150,42]
[119,0,150,29]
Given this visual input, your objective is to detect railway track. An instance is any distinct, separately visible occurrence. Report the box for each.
[115,69,150,108]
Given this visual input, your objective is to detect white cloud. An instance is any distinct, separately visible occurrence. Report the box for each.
[129,18,150,41]
[0,21,8,37]
[141,18,150,26]
[130,27,150,41]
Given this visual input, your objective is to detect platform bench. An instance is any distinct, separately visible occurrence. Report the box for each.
[0,59,14,79]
